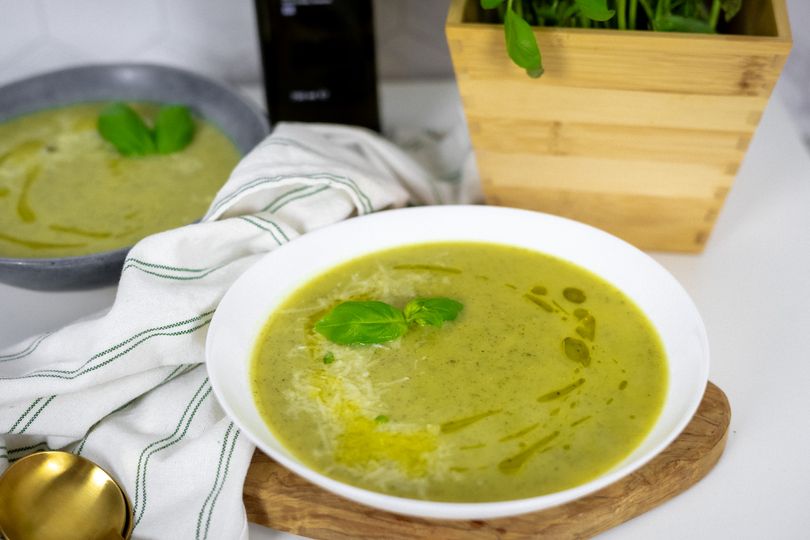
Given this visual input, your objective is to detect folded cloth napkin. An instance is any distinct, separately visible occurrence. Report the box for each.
[0,122,480,539]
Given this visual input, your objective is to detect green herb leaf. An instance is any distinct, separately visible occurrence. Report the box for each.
[574,0,615,22]
[504,7,544,77]
[154,105,195,154]
[374,415,389,424]
[314,301,408,345]
[721,0,742,22]
[404,297,464,327]
[323,351,335,364]
[97,103,156,156]
[480,0,504,8]
[653,14,714,33]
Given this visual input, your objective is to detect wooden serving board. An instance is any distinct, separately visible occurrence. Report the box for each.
[244,382,730,539]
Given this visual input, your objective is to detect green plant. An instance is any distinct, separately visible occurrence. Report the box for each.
[97,103,195,156]
[481,0,744,77]
[314,297,464,346]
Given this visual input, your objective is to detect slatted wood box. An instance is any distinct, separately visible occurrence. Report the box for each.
[446,0,791,252]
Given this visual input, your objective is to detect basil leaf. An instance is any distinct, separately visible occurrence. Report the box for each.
[721,0,742,22]
[154,105,195,154]
[653,14,713,33]
[504,7,544,77]
[97,103,155,156]
[481,0,504,8]
[574,0,615,22]
[404,297,464,327]
[314,301,408,345]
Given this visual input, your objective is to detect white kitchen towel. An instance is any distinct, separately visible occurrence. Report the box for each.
[0,122,479,539]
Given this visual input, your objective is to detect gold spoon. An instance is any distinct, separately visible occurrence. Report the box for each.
[0,451,132,540]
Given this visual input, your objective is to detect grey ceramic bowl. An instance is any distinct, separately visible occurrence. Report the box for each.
[0,63,270,290]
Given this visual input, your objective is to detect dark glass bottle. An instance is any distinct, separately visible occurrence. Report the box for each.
[255,0,380,131]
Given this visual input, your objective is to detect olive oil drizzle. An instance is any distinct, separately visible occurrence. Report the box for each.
[441,409,501,433]
[48,224,113,239]
[563,337,591,366]
[499,422,540,442]
[498,431,559,473]
[537,378,586,402]
[571,415,592,427]
[563,287,587,303]
[575,308,596,341]
[460,443,486,450]
[524,293,554,312]
[16,165,40,223]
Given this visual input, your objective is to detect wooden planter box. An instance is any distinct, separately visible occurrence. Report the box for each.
[446,0,791,252]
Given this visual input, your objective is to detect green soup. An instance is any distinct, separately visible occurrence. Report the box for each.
[251,242,668,502]
[0,103,240,258]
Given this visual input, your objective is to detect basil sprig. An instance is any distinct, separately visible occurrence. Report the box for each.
[504,4,544,78]
[97,102,195,157]
[403,297,464,327]
[97,103,155,156]
[314,297,464,346]
[154,105,195,154]
[575,0,615,21]
[480,0,744,78]
[315,301,408,345]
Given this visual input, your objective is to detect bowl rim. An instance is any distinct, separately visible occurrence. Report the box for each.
[0,62,270,267]
[0,246,132,267]
[0,61,270,129]
[205,205,711,520]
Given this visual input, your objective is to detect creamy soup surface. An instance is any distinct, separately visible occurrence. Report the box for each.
[251,242,668,502]
[0,103,240,258]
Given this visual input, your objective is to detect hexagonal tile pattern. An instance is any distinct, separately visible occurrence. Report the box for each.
[133,37,234,82]
[0,0,457,89]
[166,0,255,54]
[164,0,260,83]
[373,0,406,48]
[0,41,89,86]
[0,0,46,66]
[40,0,165,60]
[374,0,454,79]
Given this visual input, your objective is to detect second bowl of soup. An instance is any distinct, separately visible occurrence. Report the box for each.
[0,63,269,290]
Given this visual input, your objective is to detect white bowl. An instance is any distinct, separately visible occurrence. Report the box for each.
[206,205,709,520]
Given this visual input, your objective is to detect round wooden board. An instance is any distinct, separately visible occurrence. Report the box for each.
[244,382,730,539]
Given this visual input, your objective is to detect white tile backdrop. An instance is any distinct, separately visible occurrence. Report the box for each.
[781,0,810,145]
[0,0,454,86]
[0,0,806,141]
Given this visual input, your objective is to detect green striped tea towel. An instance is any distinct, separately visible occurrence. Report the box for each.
[0,122,478,539]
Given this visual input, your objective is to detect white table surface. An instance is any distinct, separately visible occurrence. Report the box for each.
[2,79,809,540]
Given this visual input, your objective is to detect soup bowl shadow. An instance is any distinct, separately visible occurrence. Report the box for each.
[206,205,710,520]
[0,63,269,290]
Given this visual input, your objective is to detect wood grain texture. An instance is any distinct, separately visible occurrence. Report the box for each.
[482,186,724,252]
[459,81,769,132]
[445,0,791,252]
[244,383,730,540]
[467,118,749,166]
